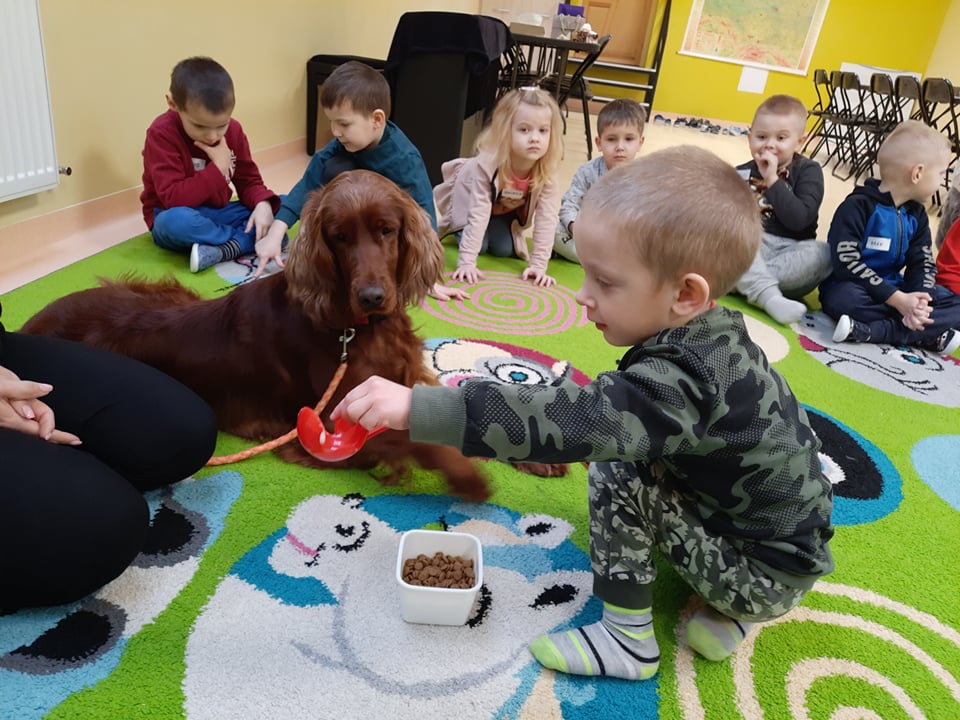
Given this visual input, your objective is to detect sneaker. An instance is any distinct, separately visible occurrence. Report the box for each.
[916,328,960,356]
[832,314,871,343]
[189,243,223,273]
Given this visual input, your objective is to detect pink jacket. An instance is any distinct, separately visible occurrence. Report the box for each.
[434,152,560,274]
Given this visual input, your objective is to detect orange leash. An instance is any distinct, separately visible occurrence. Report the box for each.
[205,360,349,466]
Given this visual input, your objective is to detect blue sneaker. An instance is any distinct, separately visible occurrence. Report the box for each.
[189,243,222,273]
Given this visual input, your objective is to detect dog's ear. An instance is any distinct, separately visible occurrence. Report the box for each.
[397,188,444,306]
[286,187,339,325]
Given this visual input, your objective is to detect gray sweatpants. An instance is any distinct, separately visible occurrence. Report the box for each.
[735,232,832,304]
[587,460,807,623]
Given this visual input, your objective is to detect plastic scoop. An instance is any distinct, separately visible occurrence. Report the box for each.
[297,407,387,462]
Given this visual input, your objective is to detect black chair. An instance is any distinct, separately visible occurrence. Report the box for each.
[828,70,869,180]
[803,68,843,160]
[539,34,612,159]
[385,12,512,185]
[853,73,901,181]
[894,75,927,125]
[921,77,960,200]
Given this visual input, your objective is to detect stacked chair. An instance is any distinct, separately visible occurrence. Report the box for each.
[804,68,960,195]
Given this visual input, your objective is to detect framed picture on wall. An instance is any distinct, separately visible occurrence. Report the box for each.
[679,0,830,75]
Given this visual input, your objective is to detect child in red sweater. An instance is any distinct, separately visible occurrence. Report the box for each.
[140,57,280,273]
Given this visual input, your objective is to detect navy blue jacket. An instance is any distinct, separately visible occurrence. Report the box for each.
[820,178,936,304]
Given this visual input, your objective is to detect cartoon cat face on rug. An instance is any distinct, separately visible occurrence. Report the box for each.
[183,494,594,720]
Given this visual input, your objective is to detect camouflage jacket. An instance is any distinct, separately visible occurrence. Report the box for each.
[411,305,834,580]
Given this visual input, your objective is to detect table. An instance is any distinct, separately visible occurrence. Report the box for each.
[507,32,601,102]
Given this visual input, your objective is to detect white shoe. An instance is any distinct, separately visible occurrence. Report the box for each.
[832,315,853,343]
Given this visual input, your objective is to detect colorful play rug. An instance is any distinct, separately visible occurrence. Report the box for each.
[1,235,958,719]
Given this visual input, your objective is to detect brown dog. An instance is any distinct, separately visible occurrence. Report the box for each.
[22,170,490,500]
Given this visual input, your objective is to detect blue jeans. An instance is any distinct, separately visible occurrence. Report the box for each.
[151,201,257,254]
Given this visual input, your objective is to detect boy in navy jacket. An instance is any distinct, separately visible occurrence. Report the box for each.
[820,120,960,355]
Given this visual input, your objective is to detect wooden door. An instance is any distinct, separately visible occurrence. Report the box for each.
[581,0,657,67]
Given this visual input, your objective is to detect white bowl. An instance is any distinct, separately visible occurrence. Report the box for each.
[396,529,483,625]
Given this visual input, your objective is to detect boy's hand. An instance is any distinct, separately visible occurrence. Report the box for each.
[195,138,234,180]
[754,149,780,187]
[245,201,275,241]
[0,367,81,445]
[428,282,471,301]
[254,220,288,278]
[888,290,932,331]
[452,265,485,285]
[331,376,413,431]
[521,267,557,287]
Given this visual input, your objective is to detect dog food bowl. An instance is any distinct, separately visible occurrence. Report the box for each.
[396,529,483,625]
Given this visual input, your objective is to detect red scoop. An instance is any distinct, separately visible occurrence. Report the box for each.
[297,408,387,462]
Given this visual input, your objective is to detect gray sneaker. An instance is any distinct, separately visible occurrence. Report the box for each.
[189,243,223,273]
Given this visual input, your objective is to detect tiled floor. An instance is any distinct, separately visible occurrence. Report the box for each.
[0,111,931,295]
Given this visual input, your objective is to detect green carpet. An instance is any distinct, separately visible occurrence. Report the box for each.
[1,235,958,720]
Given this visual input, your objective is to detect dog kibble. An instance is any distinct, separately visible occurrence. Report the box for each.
[402,553,476,589]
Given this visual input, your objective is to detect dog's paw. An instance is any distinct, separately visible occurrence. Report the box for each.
[510,462,569,478]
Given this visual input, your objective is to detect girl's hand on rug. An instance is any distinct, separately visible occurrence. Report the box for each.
[522,267,557,287]
[428,282,471,302]
[331,376,412,431]
[0,367,81,445]
[452,266,484,284]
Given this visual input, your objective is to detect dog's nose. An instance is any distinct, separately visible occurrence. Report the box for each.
[359,286,385,310]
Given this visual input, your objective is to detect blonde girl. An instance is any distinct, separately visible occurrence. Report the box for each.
[434,88,564,287]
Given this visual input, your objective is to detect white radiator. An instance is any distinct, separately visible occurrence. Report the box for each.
[0,0,59,203]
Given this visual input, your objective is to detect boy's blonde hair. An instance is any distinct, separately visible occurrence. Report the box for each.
[596,98,647,136]
[321,61,391,117]
[583,146,760,298]
[877,119,951,177]
[753,94,807,128]
[477,88,564,193]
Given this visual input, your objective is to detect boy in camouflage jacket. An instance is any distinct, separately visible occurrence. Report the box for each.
[333,146,835,681]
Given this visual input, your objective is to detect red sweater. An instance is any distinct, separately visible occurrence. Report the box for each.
[936,219,960,294]
[140,109,280,229]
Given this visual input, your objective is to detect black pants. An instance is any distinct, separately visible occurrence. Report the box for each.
[0,332,217,609]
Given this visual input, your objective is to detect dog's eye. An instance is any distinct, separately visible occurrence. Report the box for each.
[379,225,398,238]
[329,232,347,244]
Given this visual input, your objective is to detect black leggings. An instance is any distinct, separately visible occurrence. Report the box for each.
[0,332,217,609]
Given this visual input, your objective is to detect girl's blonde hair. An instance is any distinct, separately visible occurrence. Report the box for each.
[476,88,564,192]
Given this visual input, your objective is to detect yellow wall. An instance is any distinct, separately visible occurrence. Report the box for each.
[1,0,956,230]
[927,0,960,77]
[654,0,951,122]
[0,0,475,230]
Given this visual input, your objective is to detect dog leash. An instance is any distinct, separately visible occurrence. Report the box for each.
[205,329,355,466]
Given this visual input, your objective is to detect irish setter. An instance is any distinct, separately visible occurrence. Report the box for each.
[22,170,490,500]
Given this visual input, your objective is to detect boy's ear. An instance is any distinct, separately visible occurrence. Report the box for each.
[372,108,387,127]
[165,93,179,111]
[673,272,711,317]
[910,163,925,183]
[594,135,602,152]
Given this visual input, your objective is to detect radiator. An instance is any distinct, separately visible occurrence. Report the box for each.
[0,0,59,203]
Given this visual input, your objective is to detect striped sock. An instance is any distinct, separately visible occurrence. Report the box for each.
[685,606,754,661]
[529,602,660,680]
[219,238,243,262]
